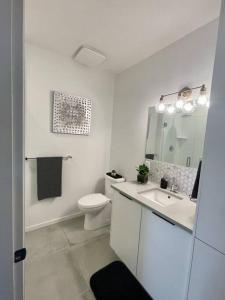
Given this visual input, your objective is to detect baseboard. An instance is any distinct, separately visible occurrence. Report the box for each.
[25,211,84,232]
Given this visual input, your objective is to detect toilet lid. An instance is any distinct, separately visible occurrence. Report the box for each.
[78,193,109,209]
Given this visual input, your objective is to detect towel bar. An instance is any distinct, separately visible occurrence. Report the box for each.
[25,155,72,161]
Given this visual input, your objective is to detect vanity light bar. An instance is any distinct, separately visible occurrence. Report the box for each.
[156,84,208,114]
[161,85,203,98]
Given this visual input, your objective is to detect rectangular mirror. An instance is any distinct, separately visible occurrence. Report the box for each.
[145,106,208,168]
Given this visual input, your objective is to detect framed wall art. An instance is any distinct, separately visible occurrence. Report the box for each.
[53,91,92,135]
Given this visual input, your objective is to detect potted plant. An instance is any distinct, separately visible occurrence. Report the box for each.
[136,164,149,184]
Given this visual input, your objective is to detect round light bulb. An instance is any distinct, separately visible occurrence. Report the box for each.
[184,102,194,112]
[175,99,184,109]
[197,95,207,106]
[157,102,166,113]
[167,105,175,114]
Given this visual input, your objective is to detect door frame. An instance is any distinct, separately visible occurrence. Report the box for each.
[0,0,24,299]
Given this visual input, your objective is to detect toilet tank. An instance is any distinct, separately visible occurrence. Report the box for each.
[105,173,125,199]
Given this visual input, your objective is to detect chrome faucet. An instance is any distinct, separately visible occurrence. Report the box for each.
[170,177,179,193]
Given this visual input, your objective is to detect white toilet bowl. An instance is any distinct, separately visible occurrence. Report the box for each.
[78,173,125,230]
[78,193,110,230]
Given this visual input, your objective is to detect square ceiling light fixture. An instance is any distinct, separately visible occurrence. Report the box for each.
[73,46,106,67]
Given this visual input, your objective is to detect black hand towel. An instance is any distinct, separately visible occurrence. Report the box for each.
[191,160,202,200]
[37,157,62,200]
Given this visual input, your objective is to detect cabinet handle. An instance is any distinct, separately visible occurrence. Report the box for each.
[152,211,175,226]
[119,192,133,201]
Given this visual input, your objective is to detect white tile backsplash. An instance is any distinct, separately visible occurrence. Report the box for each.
[148,160,197,197]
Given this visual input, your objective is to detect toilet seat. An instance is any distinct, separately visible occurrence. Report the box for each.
[78,193,109,209]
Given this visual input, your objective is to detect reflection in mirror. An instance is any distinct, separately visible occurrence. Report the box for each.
[145,106,208,168]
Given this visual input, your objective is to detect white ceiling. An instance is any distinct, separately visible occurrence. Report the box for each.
[25,0,221,73]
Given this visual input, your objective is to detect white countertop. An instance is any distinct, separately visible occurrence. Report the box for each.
[112,181,197,232]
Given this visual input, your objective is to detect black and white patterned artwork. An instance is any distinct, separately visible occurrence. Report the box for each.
[53,91,92,135]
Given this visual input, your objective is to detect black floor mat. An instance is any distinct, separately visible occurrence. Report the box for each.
[90,261,153,300]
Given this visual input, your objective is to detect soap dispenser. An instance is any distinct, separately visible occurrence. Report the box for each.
[160,176,168,189]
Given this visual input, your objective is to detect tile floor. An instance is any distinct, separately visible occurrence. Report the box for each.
[25,216,118,300]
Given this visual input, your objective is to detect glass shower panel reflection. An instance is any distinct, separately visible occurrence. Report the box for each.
[146,107,208,168]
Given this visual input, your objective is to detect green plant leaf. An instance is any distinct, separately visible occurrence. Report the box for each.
[136,164,149,176]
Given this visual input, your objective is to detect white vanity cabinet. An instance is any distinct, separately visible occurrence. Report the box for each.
[110,191,142,275]
[137,207,192,300]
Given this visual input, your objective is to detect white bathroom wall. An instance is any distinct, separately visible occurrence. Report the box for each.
[110,20,218,181]
[25,43,115,231]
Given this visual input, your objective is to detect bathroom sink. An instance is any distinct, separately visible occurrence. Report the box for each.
[139,188,183,207]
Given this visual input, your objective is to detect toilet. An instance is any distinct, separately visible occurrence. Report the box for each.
[78,173,125,230]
